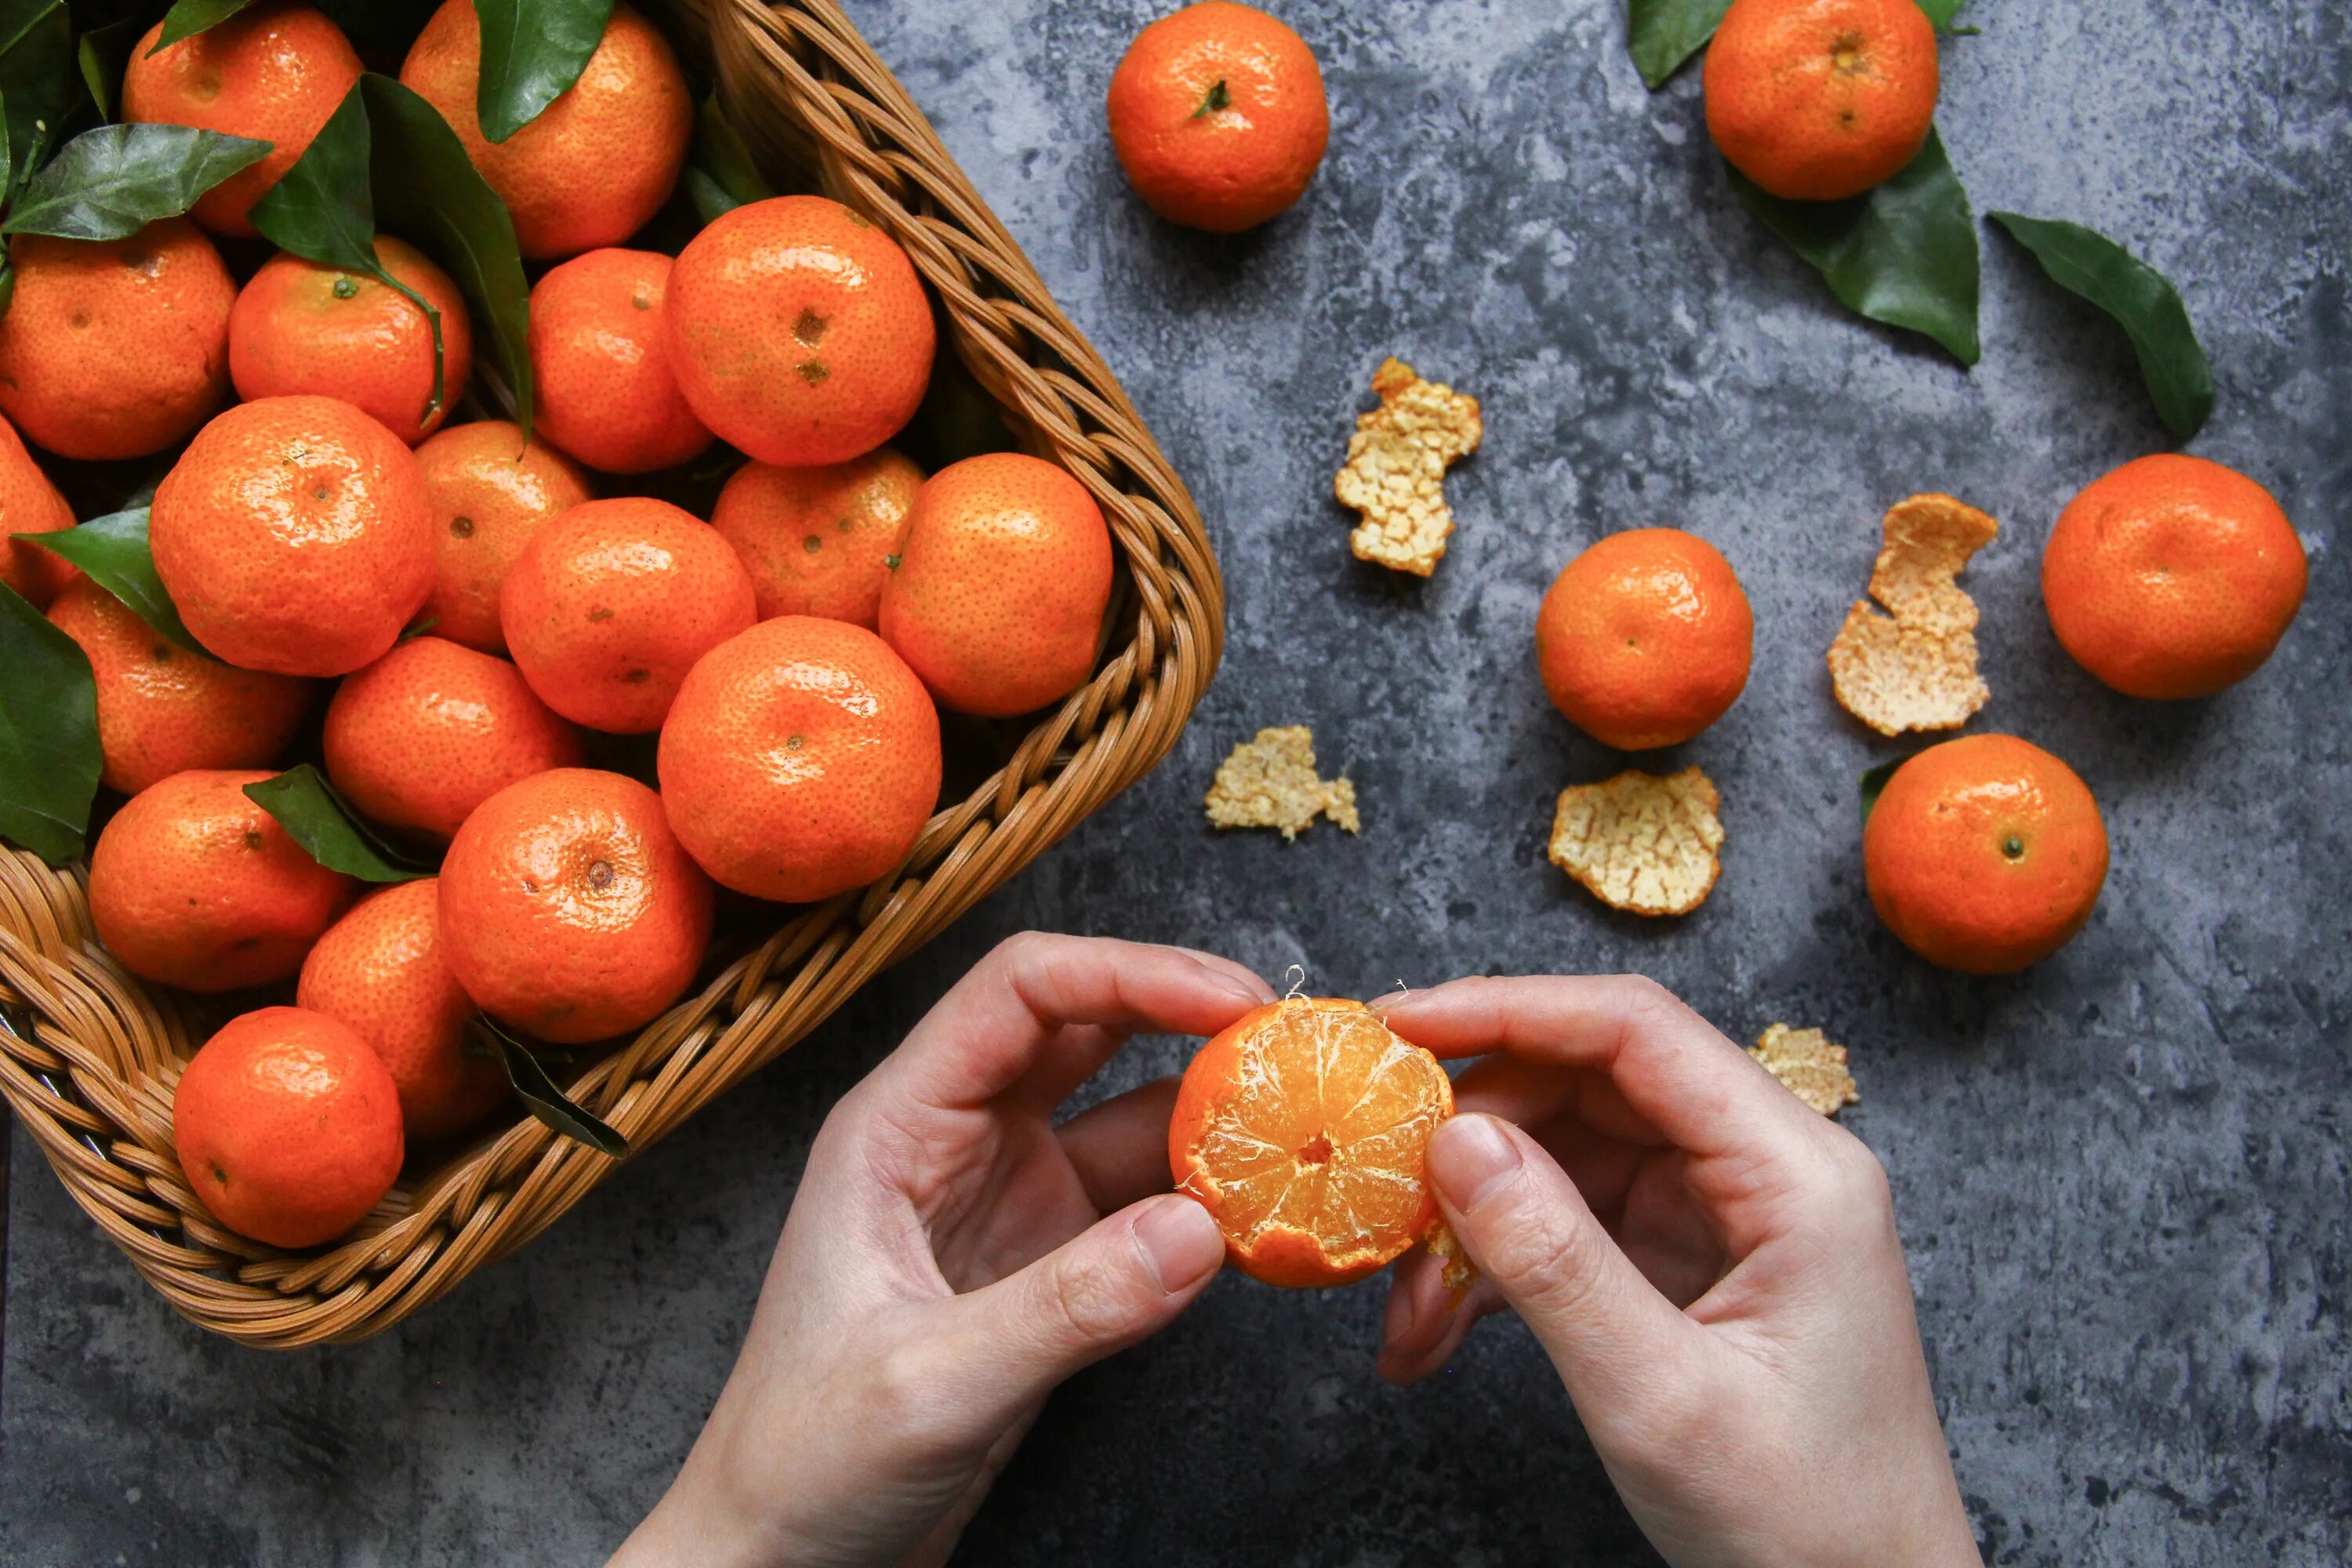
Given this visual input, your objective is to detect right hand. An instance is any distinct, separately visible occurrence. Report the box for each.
[1374,976,1978,1568]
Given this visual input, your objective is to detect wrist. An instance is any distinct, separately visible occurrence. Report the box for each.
[608,1456,781,1568]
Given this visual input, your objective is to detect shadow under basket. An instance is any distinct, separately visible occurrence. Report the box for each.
[0,0,1221,1348]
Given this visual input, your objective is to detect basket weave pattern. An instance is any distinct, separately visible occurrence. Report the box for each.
[0,0,1221,1348]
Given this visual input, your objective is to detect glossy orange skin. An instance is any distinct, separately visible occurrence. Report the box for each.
[47,581,312,796]
[230,238,476,445]
[151,395,435,677]
[1704,0,1939,201]
[400,0,691,260]
[436,768,713,1044]
[666,195,936,467]
[298,879,510,1140]
[1864,735,2108,975]
[528,249,711,474]
[123,4,364,238]
[878,453,1115,718]
[658,617,942,902]
[2042,454,2307,700]
[500,496,757,733]
[413,420,593,655]
[322,636,584,840]
[709,448,923,628]
[1107,2,1330,234]
[0,221,237,461]
[89,769,354,993]
[172,1005,403,1248]
[1536,528,1754,751]
[0,413,79,607]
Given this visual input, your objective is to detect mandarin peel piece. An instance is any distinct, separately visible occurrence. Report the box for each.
[1333,356,1482,577]
[1828,493,1999,736]
[1203,725,1359,840]
[1547,766,1725,916]
[1748,1023,1860,1117]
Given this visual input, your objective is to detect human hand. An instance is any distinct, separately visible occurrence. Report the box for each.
[1374,976,1976,1568]
[611,932,1271,1568]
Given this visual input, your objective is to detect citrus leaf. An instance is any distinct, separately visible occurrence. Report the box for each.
[1987,211,2212,437]
[1918,0,1971,27]
[473,1015,630,1156]
[1726,127,1980,364]
[1859,756,1909,825]
[2,122,272,240]
[474,0,615,144]
[243,764,435,883]
[151,0,256,54]
[18,506,207,655]
[0,579,99,865]
[1626,0,1729,89]
[0,0,74,196]
[78,18,143,122]
[683,93,771,226]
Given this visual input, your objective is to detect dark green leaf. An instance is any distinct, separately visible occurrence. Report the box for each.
[77,19,145,122]
[1727,128,1980,364]
[2,122,272,240]
[683,93,771,226]
[1859,757,1907,825]
[1987,211,2212,437]
[1626,0,1728,89]
[0,0,74,196]
[152,0,258,53]
[1917,0,1970,27]
[0,579,100,865]
[243,764,436,883]
[474,1016,630,1156]
[474,0,614,143]
[18,506,207,655]
[360,74,532,441]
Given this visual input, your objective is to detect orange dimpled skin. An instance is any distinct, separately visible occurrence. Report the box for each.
[878,453,1115,718]
[666,195,936,467]
[2042,454,2307,700]
[47,582,312,795]
[230,238,475,445]
[171,1006,403,1249]
[436,768,713,1044]
[1704,0,1938,201]
[1537,528,1755,751]
[323,637,584,840]
[0,413,78,607]
[1106,2,1330,234]
[1864,734,2108,975]
[709,448,923,627]
[400,0,691,260]
[88,769,354,993]
[414,420,592,655]
[0,221,237,461]
[657,617,942,903]
[528,249,711,474]
[1169,996,1453,1288]
[150,395,436,677]
[122,4,363,238]
[500,496,757,733]
[298,880,510,1141]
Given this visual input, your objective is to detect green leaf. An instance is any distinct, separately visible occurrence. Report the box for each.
[474,0,615,143]
[1727,128,1980,364]
[473,1015,630,1156]
[1917,0,1970,27]
[359,74,533,441]
[0,0,74,197]
[78,19,143,122]
[153,0,259,54]
[1987,211,2212,437]
[18,506,207,655]
[0,580,100,865]
[2,122,272,240]
[1626,0,1729,89]
[1859,756,1907,825]
[242,764,436,883]
[683,93,771,226]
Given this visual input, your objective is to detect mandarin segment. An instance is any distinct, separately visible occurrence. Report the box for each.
[1827,493,1998,736]
[1749,1023,1860,1116]
[1203,725,1358,840]
[1333,357,1482,577]
[1548,765,1724,916]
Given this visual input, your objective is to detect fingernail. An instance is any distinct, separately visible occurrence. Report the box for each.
[1365,990,1407,1011]
[1133,1197,1225,1293]
[1220,970,1277,1004]
[1429,1116,1523,1212]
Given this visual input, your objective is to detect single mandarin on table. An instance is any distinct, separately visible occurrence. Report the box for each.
[88,768,354,993]
[877,452,1115,718]
[528,248,711,474]
[708,448,924,628]
[0,412,79,606]
[322,636,584,841]
[413,420,593,655]
[657,616,942,903]
[666,194,936,467]
[1536,528,1755,751]
[149,395,436,677]
[2041,453,2307,700]
[1704,0,1939,202]
[437,768,713,1044]
[1106,1,1330,233]
[1169,996,1454,1288]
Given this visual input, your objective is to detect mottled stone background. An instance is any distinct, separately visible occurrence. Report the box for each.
[5,1,2347,1563]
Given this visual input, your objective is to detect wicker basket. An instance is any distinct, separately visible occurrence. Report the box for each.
[0,0,1221,1348]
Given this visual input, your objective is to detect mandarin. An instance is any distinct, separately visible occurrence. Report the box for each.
[413,419,592,655]
[1704,0,1939,202]
[0,413,78,607]
[528,248,711,474]
[1536,528,1754,751]
[708,448,923,628]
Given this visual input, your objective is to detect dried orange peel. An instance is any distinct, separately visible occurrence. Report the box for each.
[1748,1023,1860,1116]
[1203,725,1359,840]
[1333,356,1482,577]
[1828,493,1999,735]
[1171,996,1454,1288]
[1548,765,1724,916]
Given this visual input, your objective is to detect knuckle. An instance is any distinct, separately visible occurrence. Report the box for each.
[991,928,1064,972]
[1036,1251,1142,1343]
[1483,1203,1610,1320]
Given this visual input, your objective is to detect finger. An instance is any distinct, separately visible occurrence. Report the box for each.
[1057,1077,1182,1213]
[1376,1246,1504,1385]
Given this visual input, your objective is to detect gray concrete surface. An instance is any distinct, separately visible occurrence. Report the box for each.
[5,1,2348,1563]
